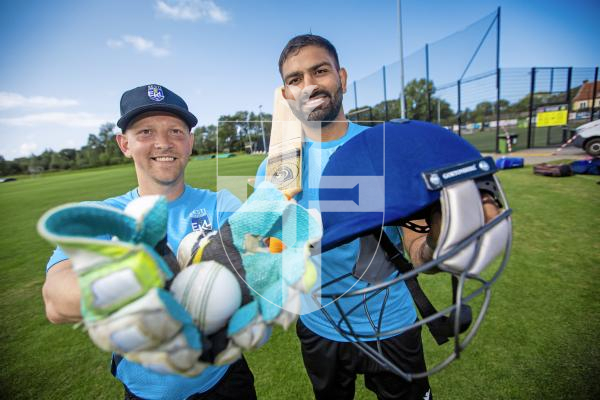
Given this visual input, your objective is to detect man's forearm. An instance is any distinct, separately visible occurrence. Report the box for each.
[401,218,436,268]
[403,193,501,269]
[408,234,435,267]
[42,260,82,323]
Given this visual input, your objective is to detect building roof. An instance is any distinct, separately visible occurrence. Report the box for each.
[573,81,600,102]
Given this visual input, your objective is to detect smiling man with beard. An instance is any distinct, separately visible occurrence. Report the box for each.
[255,35,432,400]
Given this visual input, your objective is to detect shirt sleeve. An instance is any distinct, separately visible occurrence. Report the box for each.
[216,189,242,228]
[46,246,69,272]
[383,226,404,248]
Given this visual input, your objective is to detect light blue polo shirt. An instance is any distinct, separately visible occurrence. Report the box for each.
[46,185,242,400]
[256,122,416,341]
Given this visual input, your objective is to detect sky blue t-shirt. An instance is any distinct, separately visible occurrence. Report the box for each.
[256,122,417,342]
[46,185,242,400]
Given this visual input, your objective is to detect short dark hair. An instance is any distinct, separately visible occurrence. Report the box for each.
[278,34,340,77]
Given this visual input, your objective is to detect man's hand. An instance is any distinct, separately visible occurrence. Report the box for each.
[38,196,206,376]
[177,182,322,364]
[42,259,81,323]
[403,192,500,268]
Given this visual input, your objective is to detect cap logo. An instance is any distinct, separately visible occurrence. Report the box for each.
[147,85,165,102]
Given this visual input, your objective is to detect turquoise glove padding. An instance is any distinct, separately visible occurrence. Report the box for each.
[177,182,322,365]
[227,182,321,321]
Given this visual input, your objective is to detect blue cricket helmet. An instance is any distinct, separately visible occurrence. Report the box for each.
[314,119,513,381]
[319,119,482,252]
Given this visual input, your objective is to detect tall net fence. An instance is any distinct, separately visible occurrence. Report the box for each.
[344,7,599,152]
[428,10,499,84]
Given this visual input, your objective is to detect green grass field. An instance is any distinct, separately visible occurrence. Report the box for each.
[459,126,571,153]
[1,155,599,399]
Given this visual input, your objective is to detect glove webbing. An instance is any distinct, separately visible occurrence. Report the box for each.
[199,224,253,306]
[198,326,229,363]
[154,238,180,289]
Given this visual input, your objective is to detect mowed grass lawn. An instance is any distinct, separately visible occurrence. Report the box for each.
[460,126,570,153]
[1,155,598,399]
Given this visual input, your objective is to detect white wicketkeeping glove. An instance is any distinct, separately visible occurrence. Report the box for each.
[38,196,208,376]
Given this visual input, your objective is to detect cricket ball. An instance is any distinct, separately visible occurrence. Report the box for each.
[171,261,242,335]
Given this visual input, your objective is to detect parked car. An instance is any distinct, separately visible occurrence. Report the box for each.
[573,119,600,157]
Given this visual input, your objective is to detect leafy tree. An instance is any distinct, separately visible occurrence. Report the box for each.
[193,125,218,155]
[49,152,68,170]
[471,101,493,121]
[0,155,6,175]
[0,155,22,176]
[347,79,454,125]
[59,148,77,163]
[403,78,434,121]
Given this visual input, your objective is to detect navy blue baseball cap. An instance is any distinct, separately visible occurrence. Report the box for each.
[318,120,483,251]
[117,84,198,130]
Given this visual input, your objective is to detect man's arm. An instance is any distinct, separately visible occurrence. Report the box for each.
[42,260,82,324]
[402,193,501,268]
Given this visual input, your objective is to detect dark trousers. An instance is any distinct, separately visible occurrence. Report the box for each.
[123,357,257,400]
[296,319,431,400]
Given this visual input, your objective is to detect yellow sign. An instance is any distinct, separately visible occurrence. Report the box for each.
[536,110,568,127]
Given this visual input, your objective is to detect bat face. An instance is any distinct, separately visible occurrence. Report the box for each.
[266,87,303,198]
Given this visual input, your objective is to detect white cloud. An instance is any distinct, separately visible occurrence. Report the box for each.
[124,35,170,57]
[155,0,230,23]
[0,112,110,128]
[0,92,79,110]
[19,142,38,156]
[106,35,170,57]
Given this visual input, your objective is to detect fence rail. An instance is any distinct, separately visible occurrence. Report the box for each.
[345,66,599,153]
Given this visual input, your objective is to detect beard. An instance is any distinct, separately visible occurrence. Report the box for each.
[307,82,343,127]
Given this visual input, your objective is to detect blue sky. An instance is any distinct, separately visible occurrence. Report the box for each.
[0,0,598,160]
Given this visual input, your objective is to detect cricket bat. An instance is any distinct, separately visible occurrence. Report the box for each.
[265,86,303,199]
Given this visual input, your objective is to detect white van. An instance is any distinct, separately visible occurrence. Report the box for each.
[573,119,600,157]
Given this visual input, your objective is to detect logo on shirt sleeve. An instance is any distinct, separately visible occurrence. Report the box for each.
[190,209,213,233]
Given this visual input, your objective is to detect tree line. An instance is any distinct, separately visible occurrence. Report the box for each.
[0,112,273,176]
[347,78,579,127]
[1,78,577,176]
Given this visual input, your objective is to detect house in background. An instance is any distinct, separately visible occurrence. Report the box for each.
[572,80,600,111]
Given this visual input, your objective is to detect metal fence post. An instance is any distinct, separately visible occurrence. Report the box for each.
[457,80,462,137]
[565,67,573,142]
[527,67,536,148]
[545,67,554,146]
[353,81,358,111]
[495,68,501,153]
[592,67,599,121]
[495,7,501,152]
[426,44,432,122]
[382,65,389,121]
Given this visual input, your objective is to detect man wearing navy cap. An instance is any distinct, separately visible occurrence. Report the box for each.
[256,35,501,400]
[42,84,257,399]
